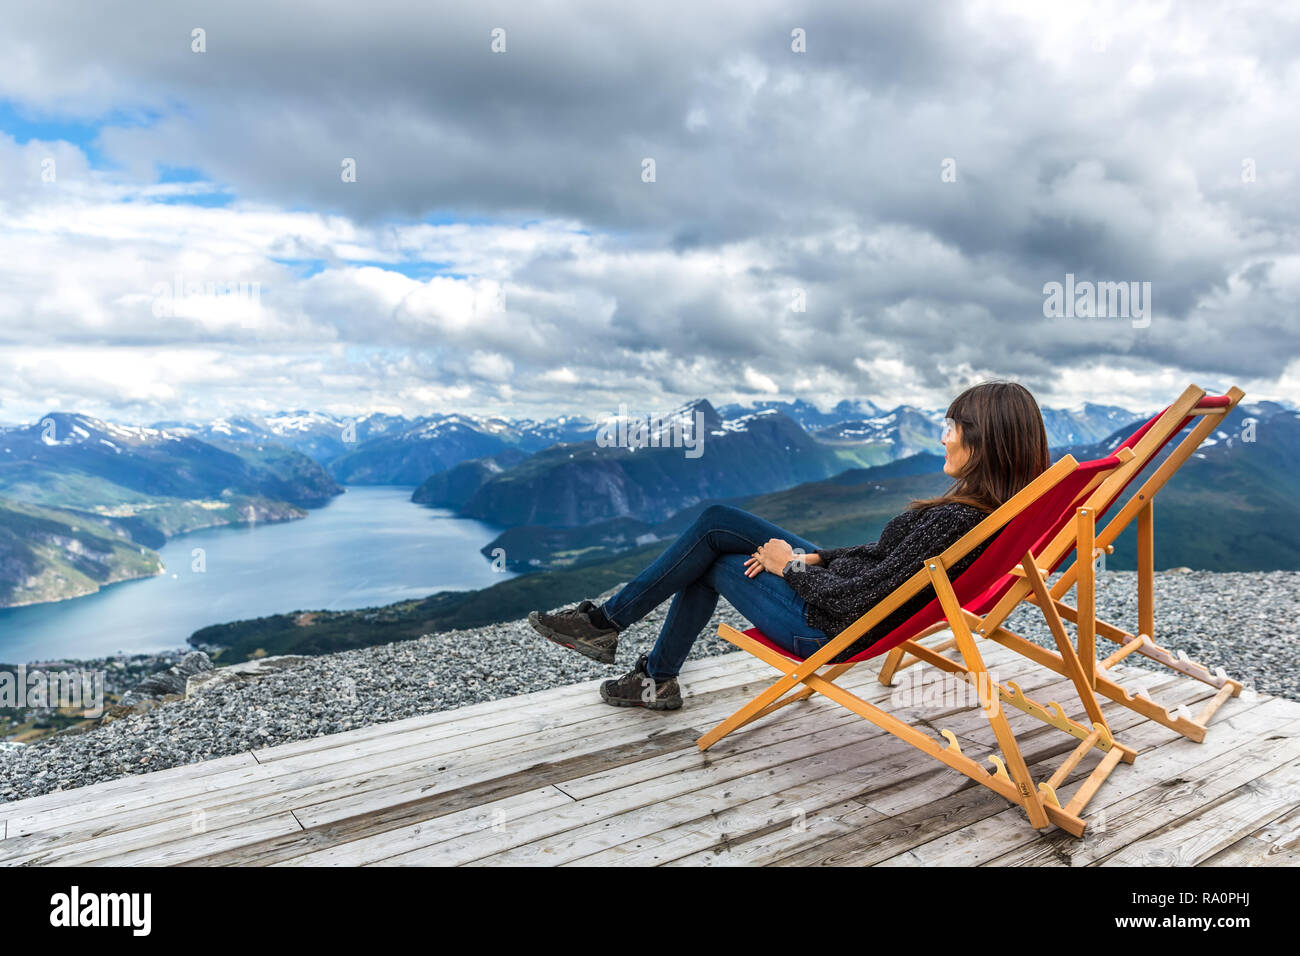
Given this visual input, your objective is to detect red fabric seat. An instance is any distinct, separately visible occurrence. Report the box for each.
[745,452,1123,664]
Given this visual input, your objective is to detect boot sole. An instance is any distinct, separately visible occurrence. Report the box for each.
[599,685,682,710]
[528,612,618,665]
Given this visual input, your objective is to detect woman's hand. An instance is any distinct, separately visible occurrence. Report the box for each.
[744,538,801,578]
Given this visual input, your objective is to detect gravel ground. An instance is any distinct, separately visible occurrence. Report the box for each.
[0,569,1295,805]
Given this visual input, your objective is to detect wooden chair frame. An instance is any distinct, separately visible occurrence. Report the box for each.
[698,455,1139,838]
[880,384,1246,743]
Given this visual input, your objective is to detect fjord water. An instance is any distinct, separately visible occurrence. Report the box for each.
[0,486,517,664]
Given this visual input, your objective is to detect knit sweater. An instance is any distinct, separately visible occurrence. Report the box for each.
[781,501,997,663]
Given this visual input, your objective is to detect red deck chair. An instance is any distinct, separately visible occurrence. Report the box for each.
[698,451,1137,837]
[879,384,1246,743]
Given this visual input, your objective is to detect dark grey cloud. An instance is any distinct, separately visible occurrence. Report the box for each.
[0,0,1296,422]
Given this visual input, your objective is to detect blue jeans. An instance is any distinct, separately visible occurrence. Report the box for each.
[599,504,831,679]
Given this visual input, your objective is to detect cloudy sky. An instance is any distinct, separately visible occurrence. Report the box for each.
[0,0,1296,425]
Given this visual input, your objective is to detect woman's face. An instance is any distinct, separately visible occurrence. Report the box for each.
[942,420,971,477]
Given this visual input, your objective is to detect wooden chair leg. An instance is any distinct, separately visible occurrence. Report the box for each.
[1022,551,1113,739]
[927,558,1051,830]
[878,646,908,685]
[1137,500,1155,642]
[1076,506,1097,690]
[1042,599,1245,741]
[877,622,950,684]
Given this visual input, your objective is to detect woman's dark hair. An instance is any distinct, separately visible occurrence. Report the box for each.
[906,381,1051,515]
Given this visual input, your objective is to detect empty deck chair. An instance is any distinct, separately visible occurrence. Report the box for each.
[697,451,1136,838]
[880,384,1246,743]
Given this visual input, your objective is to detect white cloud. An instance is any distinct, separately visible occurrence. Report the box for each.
[0,0,1296,424]
[742,367,779,394]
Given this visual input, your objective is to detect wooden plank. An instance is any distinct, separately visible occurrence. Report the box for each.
[283,655,896,828]
[549,662,1072,805]
[0,650,770,825]
[657,800,867,867]
[0,634,1133,868]
[287,694,870,838]
[169,659,911,866]
[670,676,1204,866]
[0,751,262,820]
[467,714,987,866]
[301,736,903,867]
[680,696,1167,868]
[568,759,933,866]
[542,760,899,867]
[579,665,1123,865]
[558,703,881,799]
[1,709,567,852]
[270,786,579,865]
[985,703,1300,867]
[672,780,1004,868]
[1250,804,1300,849]
[95,812,306,867]
[84,785,575,868]
[197,653,1028,866]
[22,729,699,867]
[1199,834,1300,867]
[399,734,912,866]
[327,642,1055,868]
[857,670,1196,818]
[1199,805,1300,866]
[1,665,832,866]
[2,655,791,849]
[748,694,1291,867]
[7,631,1276,868]
[364,707,946,866]
[921,699,1300,867]
[1097,755,1300,866]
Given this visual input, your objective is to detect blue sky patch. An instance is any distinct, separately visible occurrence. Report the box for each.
[0,99,164,170]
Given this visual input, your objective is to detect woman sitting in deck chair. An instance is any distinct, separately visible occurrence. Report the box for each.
[528,381,1051,711]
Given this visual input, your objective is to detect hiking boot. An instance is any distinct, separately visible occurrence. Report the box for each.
[599,653,682,710]
[528,599,620,664]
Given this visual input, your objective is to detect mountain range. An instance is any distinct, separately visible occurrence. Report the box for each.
[432,401,852,527]
[141,397,1156,487]
[1,393,1292,615]
[163,409,600,480]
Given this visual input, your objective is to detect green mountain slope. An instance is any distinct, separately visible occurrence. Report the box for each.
[0,499,164,607]
[0,412,340,514]
[0,412,339,607]
[411,448,531,508]
[457,400,850,527]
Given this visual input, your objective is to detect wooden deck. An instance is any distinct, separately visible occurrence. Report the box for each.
[1,634,1297,866]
